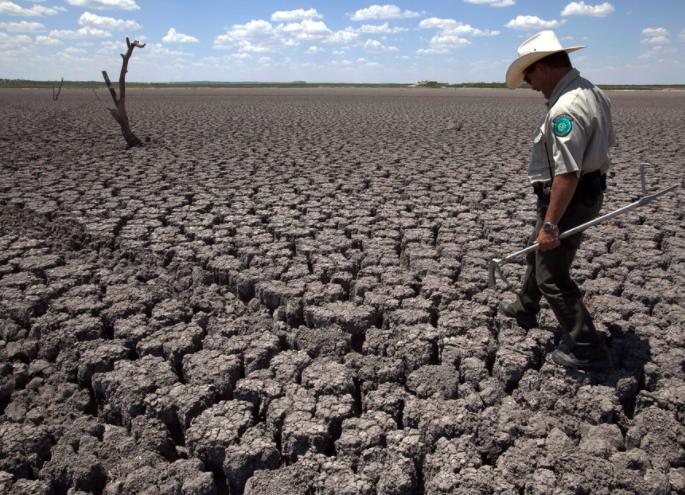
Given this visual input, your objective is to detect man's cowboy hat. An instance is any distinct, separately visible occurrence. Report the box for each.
[506,31,585,89]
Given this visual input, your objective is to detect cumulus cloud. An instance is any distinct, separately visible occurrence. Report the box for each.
[214,20,291,51]
[325,29,359,45]
[163,28,199,43]
[505,15,565,30]
[350,5,420,21]
[64,0,140,10]
[464,0,515,7]
[419,18,499,36]
[416,47,450,54]
[0,2,64,17]
[642,36,670,45]
[0,21,45,32]
[679,29,685,43]
[358,22,407,34]
[78,12,141,30]
[642,27,669,37]
[0,32,32,48]
[418,17,494,54]
[364,39,389,52]
[35,35,63,45]
[305,46,323,54]
[64,47,87,53]
[561,2,615,17]
[280,19,332,41]
[49,27,111,38]
[638,45,678,60]
[96,39,125,53]
[271,9,322,22]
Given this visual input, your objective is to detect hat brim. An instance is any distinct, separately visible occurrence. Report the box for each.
[506,46,585,90]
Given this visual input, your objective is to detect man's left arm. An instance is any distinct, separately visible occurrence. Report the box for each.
[536,172,578,251]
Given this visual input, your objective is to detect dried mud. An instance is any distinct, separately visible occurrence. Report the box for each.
[1,87,684,495]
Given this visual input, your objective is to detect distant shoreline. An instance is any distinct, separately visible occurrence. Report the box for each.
[2,81,685,92]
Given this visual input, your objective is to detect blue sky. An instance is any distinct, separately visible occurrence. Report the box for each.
[1,0,684,84]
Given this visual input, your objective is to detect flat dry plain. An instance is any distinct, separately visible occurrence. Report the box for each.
[1,87,684,494]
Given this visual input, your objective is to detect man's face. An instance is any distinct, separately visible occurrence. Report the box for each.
[524,62,553,100]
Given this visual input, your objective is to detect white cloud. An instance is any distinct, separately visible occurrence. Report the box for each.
[464,0,515,6]
[679,30,685,43]
[505,16,565,30]
[280,19,331,41]
[143,43,192,58]
[642,28,670,37]
[0,32,32,47]
[350,5,420,21]
[305,46,323,54]
[0,2,64,17]
[358,22,407,34]
[642,36,670,45]
[49,27,111,38]
[419,18,499,37]
[236,40,277,53]
[428,35,472,50]
[64,46,87,53]
[638,45,678,60]
[258,56,272,64]
[214,20,292,51]
[78,12,141,30]
[64,0,140,10]
[417,48,451,54]
[332,50,344,55]
[97,40,125,53]
[35,35,63,45]
[561,2,615,17]
[163,28,199,43]
[364,39,387,52]
[325,29,359,45]
[0,21,45,32]
[418,17,493,54]
[271,9,322,22]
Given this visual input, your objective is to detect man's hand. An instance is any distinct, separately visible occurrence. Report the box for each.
[535,228,560,252]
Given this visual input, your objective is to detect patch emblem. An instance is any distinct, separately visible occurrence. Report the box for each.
[553,114,573,137]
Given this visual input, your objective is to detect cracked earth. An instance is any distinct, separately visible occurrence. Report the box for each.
[1,87,684,494]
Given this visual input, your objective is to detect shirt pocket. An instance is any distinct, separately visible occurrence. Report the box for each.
[529,124,552,181]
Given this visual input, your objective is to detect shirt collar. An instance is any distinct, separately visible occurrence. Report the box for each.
[547,68,580,108]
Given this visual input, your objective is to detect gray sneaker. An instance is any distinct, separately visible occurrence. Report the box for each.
[498,300,538,330]
[550,348,612,370]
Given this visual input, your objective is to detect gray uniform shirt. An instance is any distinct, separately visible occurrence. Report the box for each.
[528,69,616,184]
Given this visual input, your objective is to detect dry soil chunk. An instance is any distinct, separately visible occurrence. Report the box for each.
[185,400,255,472]
[91,355,179,426]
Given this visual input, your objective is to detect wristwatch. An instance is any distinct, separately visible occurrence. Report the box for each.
[543,222,558,233]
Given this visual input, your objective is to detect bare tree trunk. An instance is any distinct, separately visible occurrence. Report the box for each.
[102,37,146,148]
[53,77,64,101]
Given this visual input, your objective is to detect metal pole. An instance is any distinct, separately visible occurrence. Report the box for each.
[488,165,678,288]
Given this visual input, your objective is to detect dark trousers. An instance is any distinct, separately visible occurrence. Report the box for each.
[512,191,606,359]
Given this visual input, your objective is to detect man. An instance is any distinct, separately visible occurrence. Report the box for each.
[500,31,616,370]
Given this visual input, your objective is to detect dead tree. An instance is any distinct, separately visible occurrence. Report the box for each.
[102,37,146,147]
[53,77,64,101]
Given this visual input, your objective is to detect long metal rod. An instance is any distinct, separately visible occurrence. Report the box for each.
[488,165,678,287]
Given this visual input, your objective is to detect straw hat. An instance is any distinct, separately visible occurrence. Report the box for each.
[506,31,585,89]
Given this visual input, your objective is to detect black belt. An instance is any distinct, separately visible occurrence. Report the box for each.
[533,171,606,204]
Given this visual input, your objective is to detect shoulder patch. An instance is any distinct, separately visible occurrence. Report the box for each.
[553,114,573,137]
